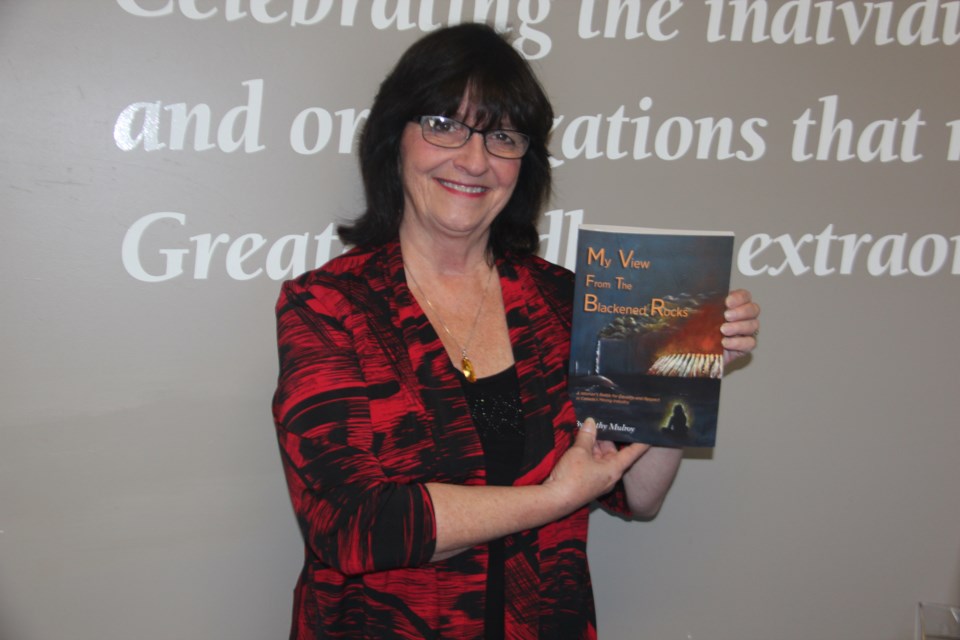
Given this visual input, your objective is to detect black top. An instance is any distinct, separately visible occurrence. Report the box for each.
[460,365,525,640]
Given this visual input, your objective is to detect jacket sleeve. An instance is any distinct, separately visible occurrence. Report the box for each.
[272,278,437,576]
[597,482,631,516]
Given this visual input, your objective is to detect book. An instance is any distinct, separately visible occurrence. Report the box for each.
[568,224,735,447]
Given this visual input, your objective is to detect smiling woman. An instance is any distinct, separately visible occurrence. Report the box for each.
[270,21,760,640]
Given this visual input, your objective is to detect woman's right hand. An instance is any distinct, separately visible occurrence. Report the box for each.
[544,418,650,512]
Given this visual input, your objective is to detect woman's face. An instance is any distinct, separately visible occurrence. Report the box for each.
[398,105,521,247]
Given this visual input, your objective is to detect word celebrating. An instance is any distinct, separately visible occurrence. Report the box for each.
[116,0,552,58]
[792,95,924,162]
[121,212,343,282]
[738,224,960,277]
[551,96,767,166]
[705,0,960,45]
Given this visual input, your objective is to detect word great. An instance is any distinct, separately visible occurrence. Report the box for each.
[121,211,344,282]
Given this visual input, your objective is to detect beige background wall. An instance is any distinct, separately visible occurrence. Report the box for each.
[2,2,958,639]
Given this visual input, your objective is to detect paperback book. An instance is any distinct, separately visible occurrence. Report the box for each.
[568,224,735,447]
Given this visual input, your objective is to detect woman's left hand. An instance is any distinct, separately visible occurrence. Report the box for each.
[721,289,760,365]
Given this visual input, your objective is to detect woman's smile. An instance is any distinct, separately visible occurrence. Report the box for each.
[435,178,490,197]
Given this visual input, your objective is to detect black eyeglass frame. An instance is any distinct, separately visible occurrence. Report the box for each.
[413,115,531,159]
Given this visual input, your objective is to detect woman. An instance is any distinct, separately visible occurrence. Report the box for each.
[273,23,759,639]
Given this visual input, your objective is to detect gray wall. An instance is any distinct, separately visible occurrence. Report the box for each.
[2,2,958,639]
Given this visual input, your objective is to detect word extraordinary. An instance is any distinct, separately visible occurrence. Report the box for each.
[121,212,960,281]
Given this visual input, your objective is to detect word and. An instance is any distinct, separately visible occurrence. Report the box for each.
[705,0,960,45]
[114,78,371,155]
[114,79,266,152]
[115,0,552,58]
[738,223,960,276]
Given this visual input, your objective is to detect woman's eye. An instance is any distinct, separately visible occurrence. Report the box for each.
[490,132,517,146]
[430,118,457,134]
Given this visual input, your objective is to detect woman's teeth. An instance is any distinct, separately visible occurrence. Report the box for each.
[438,179,486,194]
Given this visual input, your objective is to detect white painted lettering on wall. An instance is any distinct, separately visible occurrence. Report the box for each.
[792,95,925,162]
[289,107,369,155]
[111,82,959,163]
[114,79,265,152]
[738,224,960,276]
[121,212,344,282]
[577,0,683,41]
[540,208,584,271]
[121,214,960,281]
[705,0,960,46]
[550,97,767,167]
[114,0,553,59]
[946,119,960,160]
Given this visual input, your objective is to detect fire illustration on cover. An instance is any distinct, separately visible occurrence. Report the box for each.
[647,301,726,379]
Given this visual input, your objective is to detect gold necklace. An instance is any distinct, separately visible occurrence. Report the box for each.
[404,261,495,383]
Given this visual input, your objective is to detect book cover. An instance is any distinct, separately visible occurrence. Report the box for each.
[568,224,735,447]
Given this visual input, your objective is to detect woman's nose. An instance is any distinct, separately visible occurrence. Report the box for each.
[453,131,490,174]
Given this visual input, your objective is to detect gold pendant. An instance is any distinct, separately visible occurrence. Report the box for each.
[461,355,477,383]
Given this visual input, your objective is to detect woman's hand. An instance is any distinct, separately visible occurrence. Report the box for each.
[428,419,647,559]
[544,418,649,512]
[721,289,760,365]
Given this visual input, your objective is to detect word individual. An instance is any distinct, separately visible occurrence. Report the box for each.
[705,0,960,45]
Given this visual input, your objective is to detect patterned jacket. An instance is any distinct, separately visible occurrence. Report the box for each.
[273,239,629,639]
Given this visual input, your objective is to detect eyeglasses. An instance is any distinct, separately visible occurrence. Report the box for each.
[414,115,530,159]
